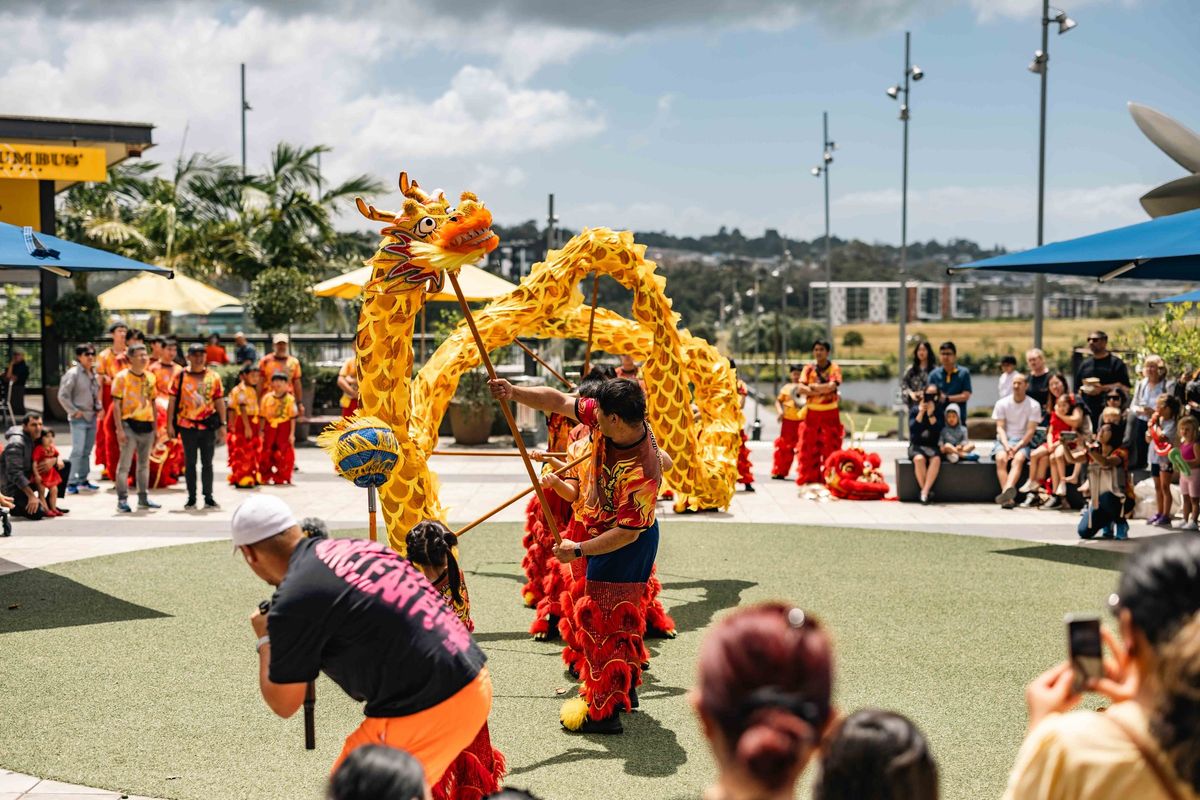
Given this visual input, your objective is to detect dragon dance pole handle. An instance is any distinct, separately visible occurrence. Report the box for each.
[582,272,599,378]
[447,269,563,545]
[513,338,575,390]
[454,450,591,538]
[367,485,378,543]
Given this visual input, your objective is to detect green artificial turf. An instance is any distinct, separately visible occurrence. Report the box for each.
[0,522,1124,800]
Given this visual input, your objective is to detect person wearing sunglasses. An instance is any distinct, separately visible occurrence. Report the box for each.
[57,343,103,494]
[1074,331,1131,432]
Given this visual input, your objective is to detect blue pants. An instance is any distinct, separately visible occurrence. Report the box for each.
[68,417,96,487]
[586,521,659,584]
[1078,492,1123,538]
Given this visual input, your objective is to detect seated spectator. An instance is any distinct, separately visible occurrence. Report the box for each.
[1065,420,1131,540]
[32,429,68,517]
[1035,393,1084,511]
[1,413,47,520]
[939,403,976,463]
[1003,533,1200,800]
[815,708,939,800]
[999,354,1018,400]
[928,342,972,417]
[327,745,429,800]
[693,603,833,800]
[993,374,1042,508]
[908,387,944,504]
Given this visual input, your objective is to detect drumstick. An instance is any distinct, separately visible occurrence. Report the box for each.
[454,450,590,537]
[513,339,575,389]
[447,268,563,544]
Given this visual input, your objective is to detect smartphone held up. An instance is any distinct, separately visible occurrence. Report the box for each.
[1066,613,1103,693]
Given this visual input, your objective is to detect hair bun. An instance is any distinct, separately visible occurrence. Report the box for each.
[736,710,808,785]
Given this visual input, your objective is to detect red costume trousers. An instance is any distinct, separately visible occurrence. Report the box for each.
[772,417,801,478]
[575,580,648,720]
[227,423,262,487]
[795,407,844,485]
[737,429,754,485]
[431,721,506,800]
[261,423,294,484]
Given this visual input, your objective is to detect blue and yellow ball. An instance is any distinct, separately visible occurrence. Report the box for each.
[317,415,402,488]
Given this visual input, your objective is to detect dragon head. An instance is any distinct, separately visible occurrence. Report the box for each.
[355,172,500,296]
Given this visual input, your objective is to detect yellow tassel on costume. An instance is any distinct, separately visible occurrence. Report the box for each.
[523,590,537,608]
[560,697,590,731]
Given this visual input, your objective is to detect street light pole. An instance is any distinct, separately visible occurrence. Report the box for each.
[886,31,923,436]
[240,63,250,177]
[823,112,833,341]
[546,193,557,255]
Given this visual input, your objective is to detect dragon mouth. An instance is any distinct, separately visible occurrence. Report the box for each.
[434,208,500,254]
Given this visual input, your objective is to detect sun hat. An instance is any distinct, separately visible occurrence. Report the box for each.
[231,495,298,549]
[945,403,961,417]
[272,333,289,344]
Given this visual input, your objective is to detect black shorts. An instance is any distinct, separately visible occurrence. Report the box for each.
[1151,463,1173,477]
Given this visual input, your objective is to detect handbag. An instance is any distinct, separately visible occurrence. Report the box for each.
[1103,710,1187,800]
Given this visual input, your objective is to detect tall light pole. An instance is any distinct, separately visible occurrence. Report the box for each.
[810,112,835,340]
[546,193,558,254]
[886,31,924,434]
[240,63,251,177]
[1030,3,1077,348]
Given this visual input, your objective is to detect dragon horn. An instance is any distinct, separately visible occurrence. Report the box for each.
[355,197,395,223]
[842,412,857,443]
[399,171,431,203]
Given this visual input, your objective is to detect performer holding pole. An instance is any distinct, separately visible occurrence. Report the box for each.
[489,375,663,735]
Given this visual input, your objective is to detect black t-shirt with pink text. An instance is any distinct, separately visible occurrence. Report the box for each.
[267,537,485,717]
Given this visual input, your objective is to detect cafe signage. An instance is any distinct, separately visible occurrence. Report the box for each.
[0,143,107,182]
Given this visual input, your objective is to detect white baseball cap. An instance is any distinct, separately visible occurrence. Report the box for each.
[231,495,298,549]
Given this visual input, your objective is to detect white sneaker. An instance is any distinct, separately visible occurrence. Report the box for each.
[1181,520,1199,531]
[946,452,960,463]
[1018,480,1038,493]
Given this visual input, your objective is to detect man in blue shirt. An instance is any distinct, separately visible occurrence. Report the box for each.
[927,341,972,418]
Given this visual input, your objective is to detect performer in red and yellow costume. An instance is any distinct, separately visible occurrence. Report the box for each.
[94,322,129,480]
[493,377,663,735]
[729,359,754,492]
[794,339,844,486]
[146,338,184,488]
[260,373,298,485]
[227,364,263,487]
[771,364,804,480]
[405,521,506,800]
[523,408,575,639]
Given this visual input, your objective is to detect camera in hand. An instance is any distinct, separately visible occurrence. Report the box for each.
[258,600,271,615]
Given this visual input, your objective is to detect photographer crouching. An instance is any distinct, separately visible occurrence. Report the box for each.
[233,496,492,778]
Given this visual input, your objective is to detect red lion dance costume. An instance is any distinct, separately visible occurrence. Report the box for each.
[824,447,890,501]
[795,359,844,485]
[736,378,754,489]
[524,411,575,639]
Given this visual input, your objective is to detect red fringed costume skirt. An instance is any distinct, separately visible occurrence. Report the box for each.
[795,407,844,486]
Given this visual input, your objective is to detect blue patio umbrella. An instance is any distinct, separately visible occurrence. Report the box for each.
[1149,288,1200,306]
[952,207,1200,282]
[0,221,172,277]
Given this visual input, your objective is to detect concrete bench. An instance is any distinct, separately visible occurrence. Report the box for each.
[895,458,1087,508]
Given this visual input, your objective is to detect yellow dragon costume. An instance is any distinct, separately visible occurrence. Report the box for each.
[353,172,743,555]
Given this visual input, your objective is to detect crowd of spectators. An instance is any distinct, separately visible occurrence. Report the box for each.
[902,330,1200,533]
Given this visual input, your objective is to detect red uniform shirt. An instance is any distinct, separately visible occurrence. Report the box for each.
[567,397,661,533]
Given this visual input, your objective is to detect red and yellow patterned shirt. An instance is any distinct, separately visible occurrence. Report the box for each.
[97,347,128,382]
[148,359,183,401]
[261,391,298,427]
[258,355,301,395]
[228,382,260,422]
[172,369,224,428]
[111,368,157,422]
[566,397,660,534]
[799,360,842,412]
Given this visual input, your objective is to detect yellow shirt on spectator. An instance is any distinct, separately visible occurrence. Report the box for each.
[1002,702,1197,800]
[777,383,803,421]
[111,368,156,422]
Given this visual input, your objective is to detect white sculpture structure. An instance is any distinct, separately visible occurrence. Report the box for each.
[1129,102,1200,218]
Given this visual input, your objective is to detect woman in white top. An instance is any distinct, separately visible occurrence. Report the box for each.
[1003,533,1200,800]
[1131,355,1168,469]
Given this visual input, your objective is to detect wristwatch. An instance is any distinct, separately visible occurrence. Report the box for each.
[574,544,583,559]
[255,635,270,653]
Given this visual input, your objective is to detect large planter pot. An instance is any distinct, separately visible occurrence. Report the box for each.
[449,403,494,445]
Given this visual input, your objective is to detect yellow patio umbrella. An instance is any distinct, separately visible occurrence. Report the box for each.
[311,263,517,302]
[98,272,242,314]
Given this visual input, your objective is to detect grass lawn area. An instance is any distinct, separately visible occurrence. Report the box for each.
[0,522,1123,800]
[844,412,899,436]
[835,316,1144,362]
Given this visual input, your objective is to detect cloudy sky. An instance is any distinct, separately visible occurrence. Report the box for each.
[9,0,1198,248]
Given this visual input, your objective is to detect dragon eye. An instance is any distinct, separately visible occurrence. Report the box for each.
[416,217,437,234]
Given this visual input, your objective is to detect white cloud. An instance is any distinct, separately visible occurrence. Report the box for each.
[968,0,1141,22]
